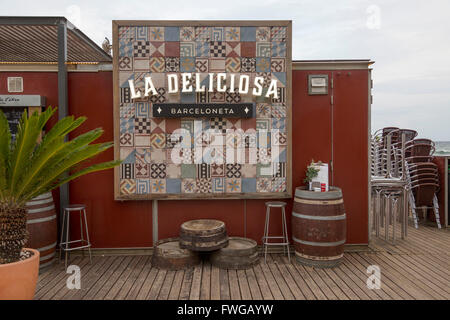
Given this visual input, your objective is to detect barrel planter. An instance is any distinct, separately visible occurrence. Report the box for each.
[179,219,228,252]
[25,192,57,270]
[152,238,200,270]
[292,187,346,268]
[210,237,259,270]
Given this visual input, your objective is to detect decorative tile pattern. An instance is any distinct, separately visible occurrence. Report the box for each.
[226,42,241,57]
[180,27,195,41]
[117,23,290,198]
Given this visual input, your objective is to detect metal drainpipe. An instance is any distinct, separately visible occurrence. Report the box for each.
[57,19,69,245]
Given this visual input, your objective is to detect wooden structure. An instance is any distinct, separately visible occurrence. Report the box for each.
[179,219,228,252]
[210,237,259,269]
[35,224,450,300]
[151,238,200,270]
[292,187,346,267]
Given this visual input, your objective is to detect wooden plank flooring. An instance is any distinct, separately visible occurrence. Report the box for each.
[36,224,450,300]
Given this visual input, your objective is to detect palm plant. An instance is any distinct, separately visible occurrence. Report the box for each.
[0,106,120,264]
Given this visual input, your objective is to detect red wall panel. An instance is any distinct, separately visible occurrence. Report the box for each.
[0,68,370,247]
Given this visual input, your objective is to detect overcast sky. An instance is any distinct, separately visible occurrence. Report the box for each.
[3,0,450,140]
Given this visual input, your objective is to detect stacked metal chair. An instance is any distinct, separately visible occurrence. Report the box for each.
[371,127,441,244]
[371,129,408,244]
[404,138,441,229]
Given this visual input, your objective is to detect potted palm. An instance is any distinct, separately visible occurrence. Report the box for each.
[0,107,120,299]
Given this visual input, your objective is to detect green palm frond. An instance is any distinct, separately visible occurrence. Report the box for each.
[0,106,121,206]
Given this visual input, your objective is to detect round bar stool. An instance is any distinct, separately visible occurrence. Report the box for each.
[59,204,92,270]
[262,201,290,263]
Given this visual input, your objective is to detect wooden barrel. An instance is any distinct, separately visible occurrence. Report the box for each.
[292,187,346,268]
[210,237,259,269]
[179,219,228,252]
[152,238,200,270]
[25,192,57,270]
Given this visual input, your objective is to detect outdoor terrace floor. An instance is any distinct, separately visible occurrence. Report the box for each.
[35,223,450,300]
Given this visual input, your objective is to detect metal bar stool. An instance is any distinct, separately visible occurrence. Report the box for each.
[60,204,92,269]
[262,201,290,263]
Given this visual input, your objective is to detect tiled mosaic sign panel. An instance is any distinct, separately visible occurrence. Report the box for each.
[113,21,291,200]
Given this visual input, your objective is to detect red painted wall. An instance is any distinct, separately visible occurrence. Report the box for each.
[0,68,369,247]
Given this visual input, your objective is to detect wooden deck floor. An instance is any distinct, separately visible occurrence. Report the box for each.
[36,224,450,300]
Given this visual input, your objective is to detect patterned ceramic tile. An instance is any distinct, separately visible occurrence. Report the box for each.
[149,27,165,41]
[256,103,271,118]
[271,177,286,192]
[180,57,195,72]
[256,42,271,57]
[149,57,165,72]
[272,72,286,87]
[271,42,286,57]
[195,27,211,41]
[195,42,210,58]
[119,56,133,70]
[120,147,136,163]
[225,42,241,57]
[196,178,212,193]
[136,179,150,194]
[209,58,225,72]
[212,177,225,193]
[226,178,241,192]
[226,163,242,178]
[165,42,179,57]
[241,58,256,72]
[271,27,287,42]
[256,57,271,72]
[225,27,240,41]
[150,133,166,148]
[240,27,256,42]
[151,179,166,193]
[256,177,271,192]
[242,178,257,192]
[135,27,148,41]
[182,179,196,193]
[225,57,241,72]
[271,58,285,72]
[150,42,165,57]
[210,41,226,58]
[272,87,286,103]
[164,27,179,41]
[166,164,181,179]
[121,163,134,179]
[241,42,256,57]
[166,178,181,193]
[135,163,150,178]
[256,27,270,41]
[133,41,151,57]
[120,133,134,147]
[180,27,195,41]
[211,27,224,41]
[120,179,136,195]
[180,42,196,57]
[134,118,151,134]
[165,57,180,72]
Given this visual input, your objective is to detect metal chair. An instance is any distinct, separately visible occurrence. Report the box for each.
[262,201,290,263]
[60,204,92,269]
